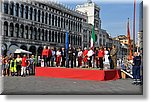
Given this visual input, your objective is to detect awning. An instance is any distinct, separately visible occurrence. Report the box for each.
[14,49,32,54]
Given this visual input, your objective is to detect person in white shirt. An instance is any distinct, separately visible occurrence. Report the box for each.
[87,48,94,68]
[56,49,61,67]
[77,48,83,67]
[104,47,110,69]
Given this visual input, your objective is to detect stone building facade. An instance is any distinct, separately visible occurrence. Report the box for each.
[1,0,88,55]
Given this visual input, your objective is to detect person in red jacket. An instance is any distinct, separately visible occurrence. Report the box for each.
[21,55,27,77]
[42,46,48,67]
[83,47,88,68]
[98,47,104,69]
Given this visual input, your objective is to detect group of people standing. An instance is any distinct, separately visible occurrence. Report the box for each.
[39,44,118,69]
[1,54,35,77]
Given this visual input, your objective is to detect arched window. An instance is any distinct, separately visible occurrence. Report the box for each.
[55,32,57,42]
[49,31,51,42]
[58,17,60,27]
[68,20,70,30]
[10,23,14,37]
[41,29,44,41]
[33,28,37,40]
[61,18,63,28]
[42,11,44,23]
[20,25,24,38]
[25,26,28,39]
[15,3,19,17]
[52,31,54,42]
[38,29,40,40]
[58,32,60,43]
[4,22,8,36]
[30,7,33,20]
[71,21,73,31]
[10,2,14,15]
[49,14,51,25]
[20,5,24,18]
[4,1,8,14]
[45,30,48,41]
[34,9,37,21]
[29,27,33,39]
[25,6,28,19]
[64,33,66,44]
[74,35,75,45]
[38,10,40,22]
[52,15,54,26]
[45,12,48,24]
[60,33,63,43]
[15,23,19,37]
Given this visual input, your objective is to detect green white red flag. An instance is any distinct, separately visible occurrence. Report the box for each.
[90,25,95,48]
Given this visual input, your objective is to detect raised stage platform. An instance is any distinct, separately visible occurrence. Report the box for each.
[35,67,121,81]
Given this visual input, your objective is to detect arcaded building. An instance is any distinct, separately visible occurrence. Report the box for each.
[1,0,88,55]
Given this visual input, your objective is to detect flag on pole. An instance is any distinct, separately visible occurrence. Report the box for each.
[65,31,69,67]
[90,25,95,48]
[65,32,69,50]
[127,18,132,60]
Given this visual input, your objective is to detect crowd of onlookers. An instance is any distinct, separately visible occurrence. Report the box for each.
[1,44,119,77]
[1,44,143,86]
[1,53,36,77]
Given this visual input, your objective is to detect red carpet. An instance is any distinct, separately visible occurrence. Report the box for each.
[35,67,121,81]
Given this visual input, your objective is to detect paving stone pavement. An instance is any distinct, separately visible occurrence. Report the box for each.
[1,76,143,95]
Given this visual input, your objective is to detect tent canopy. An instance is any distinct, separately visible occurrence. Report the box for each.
[14,49,32,54]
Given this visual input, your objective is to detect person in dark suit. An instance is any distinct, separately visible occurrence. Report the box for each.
[73,47,78,67]
[61,47,66,67]
[95,47,99,68]
[110,45,118,69]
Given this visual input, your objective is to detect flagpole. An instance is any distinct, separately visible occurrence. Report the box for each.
[127,18,132,60]
[65,23,69,68]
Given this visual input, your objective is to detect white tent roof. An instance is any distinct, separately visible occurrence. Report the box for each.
[14,49,32,54]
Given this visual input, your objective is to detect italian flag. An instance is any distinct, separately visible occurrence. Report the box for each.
[90,25,95,48]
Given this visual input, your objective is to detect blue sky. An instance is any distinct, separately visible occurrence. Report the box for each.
[55,0,142,39]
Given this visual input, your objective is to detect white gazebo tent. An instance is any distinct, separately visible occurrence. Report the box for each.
[14,49,32,54]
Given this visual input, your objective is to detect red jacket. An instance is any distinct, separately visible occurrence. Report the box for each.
[22,57,27,67]
[98,50,104,58]
[42,49,48,57]
[83,50,88,57]
[48,49,52,57]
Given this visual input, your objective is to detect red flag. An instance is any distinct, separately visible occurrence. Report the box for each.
[127,18,132,60]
